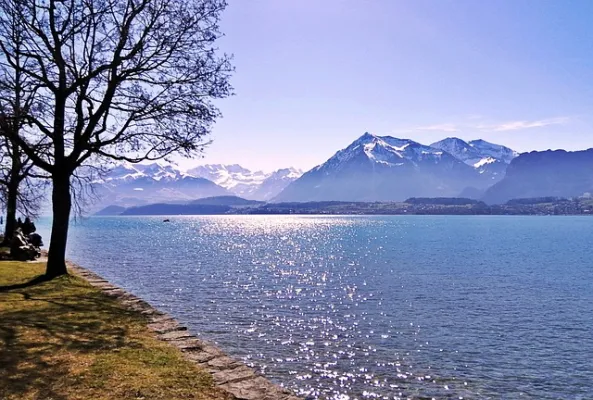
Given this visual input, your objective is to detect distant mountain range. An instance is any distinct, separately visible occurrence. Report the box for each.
[188,164,302,200]
[274,133,518,202]
[95,163,230,208]
[94,133,593,209]
[94,163,302,209]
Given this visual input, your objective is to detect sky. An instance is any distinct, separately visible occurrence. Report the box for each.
[180,0,593,172]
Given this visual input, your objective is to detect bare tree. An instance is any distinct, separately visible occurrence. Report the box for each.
[0,0,232,277]
[0,127,26,242]
[0,1,47,244]
[0,124,47,244]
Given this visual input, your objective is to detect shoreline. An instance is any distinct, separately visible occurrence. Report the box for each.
[67,261,301,400]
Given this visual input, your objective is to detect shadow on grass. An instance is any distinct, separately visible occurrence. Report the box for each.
[0,276,146,400]
[0,274,50,292]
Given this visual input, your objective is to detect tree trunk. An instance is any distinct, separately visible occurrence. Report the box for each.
[3,139,21,244]
[45,173,71,278]
[3,181,18,243]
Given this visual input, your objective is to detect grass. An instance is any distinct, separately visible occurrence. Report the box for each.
[0,261,230,400]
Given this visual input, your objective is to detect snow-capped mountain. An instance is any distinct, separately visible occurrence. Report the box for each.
[187,164,268,197]
[95,162,230,208]
[429,137,485,166]
[274,133,492,202]
[430,137,518,167]
[250,168,303,200]
[93,134,519,208]
[102,162,195,184]
[468,139,519,164]
[430,137,518,183]
[188,164,302,200]
[93,162,302,210]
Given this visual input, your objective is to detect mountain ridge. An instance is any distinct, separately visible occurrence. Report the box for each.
[274,133,517,202]
[187,164,302,200]
[482,148,593,204]
[94,135,592,208]
[94,162,302,209]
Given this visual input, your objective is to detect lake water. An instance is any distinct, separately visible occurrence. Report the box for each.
[37,216,593,399]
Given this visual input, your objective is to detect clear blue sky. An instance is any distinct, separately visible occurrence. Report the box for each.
[181,0,593,172]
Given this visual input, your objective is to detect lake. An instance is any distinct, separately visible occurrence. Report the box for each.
[37,215,593,399]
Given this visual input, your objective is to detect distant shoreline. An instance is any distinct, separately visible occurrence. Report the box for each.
[96,196,593,217]
[94,212,593,217]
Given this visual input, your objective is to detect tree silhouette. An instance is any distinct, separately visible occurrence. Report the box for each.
[0,117,47,244]
[0,2,47,244]
[0,0,233,277]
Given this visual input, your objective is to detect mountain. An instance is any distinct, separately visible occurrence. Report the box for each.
[95,162,230,208]
[188,164,302,200]
[91,136,525,208]
[482,149,593,204]
[93,162,302,211]
[116,195,261,215]
[430,137,484,165]
[430,137,518,183]
[189,195,264,206]
[468,139,518,164]
[274,132,493,202]
[249,168,303,200]
[187,164,267,197]
[94,205,127,216]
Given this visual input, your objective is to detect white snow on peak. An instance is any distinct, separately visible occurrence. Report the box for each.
[188,164,268,189]
[430,137,482,165]
[101,161,196,184]
[267,167,303,180]
[102,164,145,182]
[468,139,519,164]
[357,133,445,166]
[314,132,452,173]
[473,157,497,168]
[187,164,303,200]
[363,140,404,164]
[432,137,518,168]
[310,133,520,179]
[100,162,302,201]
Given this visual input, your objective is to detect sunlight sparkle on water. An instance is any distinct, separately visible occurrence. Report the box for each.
[53,215,593,399]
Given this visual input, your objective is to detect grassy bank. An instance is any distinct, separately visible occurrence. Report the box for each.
[0,261,230,400]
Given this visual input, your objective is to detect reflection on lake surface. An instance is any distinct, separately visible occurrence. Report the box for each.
[39,215,593,399]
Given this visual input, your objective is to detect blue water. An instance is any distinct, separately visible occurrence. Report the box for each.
[37,216,593,399]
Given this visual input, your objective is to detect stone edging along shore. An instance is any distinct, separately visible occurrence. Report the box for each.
[67,261,302,400]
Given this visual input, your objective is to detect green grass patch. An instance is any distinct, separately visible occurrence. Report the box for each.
[0,261,230,400]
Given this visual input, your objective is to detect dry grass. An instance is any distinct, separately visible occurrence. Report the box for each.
[0,261,230,400]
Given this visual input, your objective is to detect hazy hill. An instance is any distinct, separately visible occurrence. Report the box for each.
[189,196,264,206]
[94,205,127,216]
[482,149,593,204]
[107,196,262,215]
